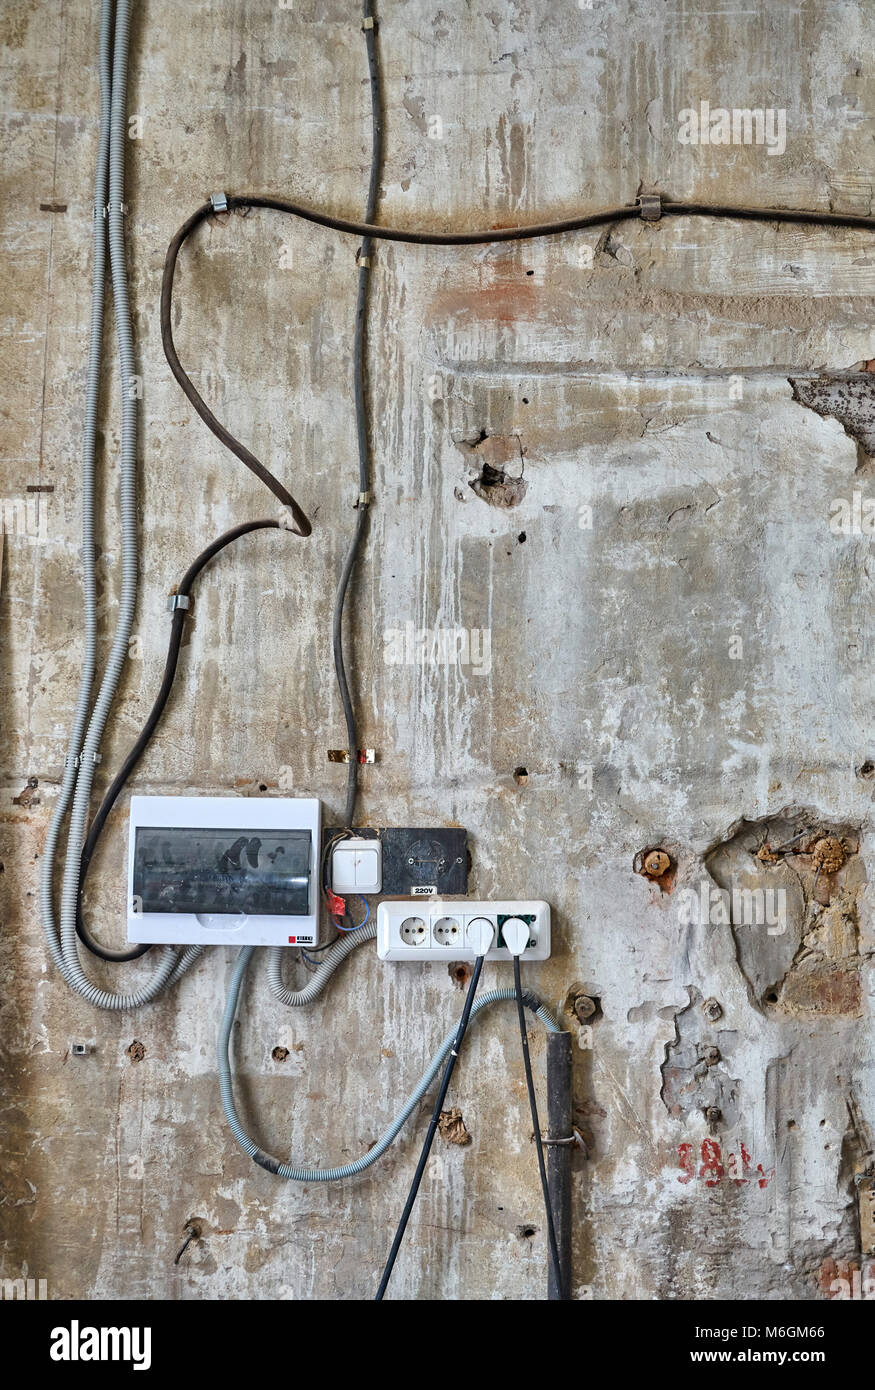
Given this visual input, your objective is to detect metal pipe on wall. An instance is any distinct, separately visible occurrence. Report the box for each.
[546,1030,574,1300]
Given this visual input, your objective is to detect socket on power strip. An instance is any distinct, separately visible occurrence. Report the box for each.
[377,900,551,962]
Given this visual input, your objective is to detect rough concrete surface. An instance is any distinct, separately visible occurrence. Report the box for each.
[2,0,875,1300]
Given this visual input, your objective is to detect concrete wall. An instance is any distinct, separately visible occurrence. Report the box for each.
[2,0,874,1300]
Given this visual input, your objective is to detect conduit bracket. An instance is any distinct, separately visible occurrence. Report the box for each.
[543,1126,588,1156]
[356,490,372,507]
[638,193,662,221]
[362,15,375,28]
[210,192,229,215]
[166,593,191,612]
[327,748,375,764]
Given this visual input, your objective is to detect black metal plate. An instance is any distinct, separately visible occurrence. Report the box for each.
[323,826,468,896]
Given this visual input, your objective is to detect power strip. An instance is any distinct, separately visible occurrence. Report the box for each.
[376,900,551,961]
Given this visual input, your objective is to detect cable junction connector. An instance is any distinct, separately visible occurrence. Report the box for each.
[166,593,191,612]
[638,193,662,221]
[210,192,229,215]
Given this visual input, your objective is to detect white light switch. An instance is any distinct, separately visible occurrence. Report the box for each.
[332,838,382,895]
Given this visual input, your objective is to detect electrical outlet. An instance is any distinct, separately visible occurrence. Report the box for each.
[377,900,551,961]
[399,914,428,947]
[432,914,462,947]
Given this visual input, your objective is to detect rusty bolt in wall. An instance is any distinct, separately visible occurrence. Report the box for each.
[634,847,676,892]
[573,993,597,1022]
[702,997,723,1023]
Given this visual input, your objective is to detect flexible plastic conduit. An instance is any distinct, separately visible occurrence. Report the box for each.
[39,0,113,980]
[267,922,378,1006]
[221,942,561,1181]
[41,0,200,1007]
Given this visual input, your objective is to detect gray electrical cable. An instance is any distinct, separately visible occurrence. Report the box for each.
[39,0,113,979]
[42,0,200,1008]
[220,942,560,1181]
[267,922,377,1006]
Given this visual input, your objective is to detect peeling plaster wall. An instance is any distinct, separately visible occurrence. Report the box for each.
[2,0,875,1301]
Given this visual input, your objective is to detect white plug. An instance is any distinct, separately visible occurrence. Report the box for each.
[466,917,495,957]
[501,917,529,956]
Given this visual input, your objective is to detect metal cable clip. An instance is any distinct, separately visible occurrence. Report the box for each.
[103,202,128,217]
[362,15,375,28]
[542,1127,588,1156]
[210,192,229,215]
[358,253,371,269]
[356,490,372,507]
[64,754,80,769]
[166,593,191,611]
[638,193,662,222]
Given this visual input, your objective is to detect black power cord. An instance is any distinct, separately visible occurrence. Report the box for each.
[375,953,485,1300]
[161,190,875,578]
[75,519,291,962]
[513,952,563,1297]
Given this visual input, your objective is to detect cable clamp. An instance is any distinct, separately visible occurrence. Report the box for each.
[90,752,102,765]
[637,193,662,222]
[103,202,128,217]
[361,15,375,28]
[210,192,230,215]
[64,754,80,769]
[166,593,191,612]
[356,490,372,508]
[358,253,371,269]
[542,1127,588,1156]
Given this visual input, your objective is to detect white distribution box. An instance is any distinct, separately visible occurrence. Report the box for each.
[127,795,321,947]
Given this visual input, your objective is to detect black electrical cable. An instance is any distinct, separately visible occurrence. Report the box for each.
[75,519,289,962]
[513,952,562,1297]
[334,0,384,829]
[161,191,875,562]
[375,953,485,1300]
[159,210,312,537]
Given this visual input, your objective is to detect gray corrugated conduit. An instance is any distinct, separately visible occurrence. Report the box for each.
[222,941,560,1181]
[39,0,113,980]
[41,0,200,1007]
[267,923,378,1006]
